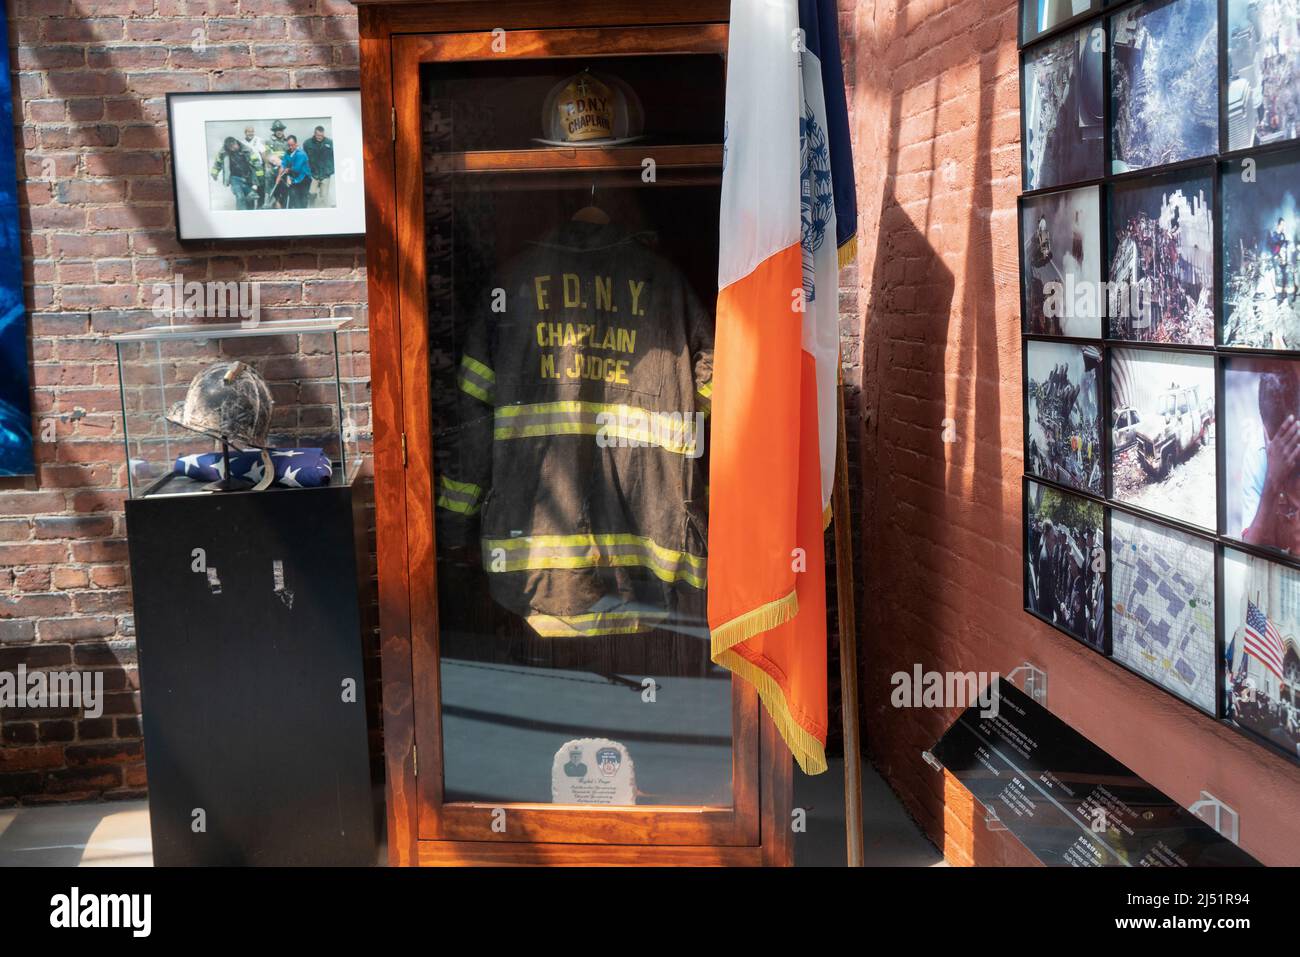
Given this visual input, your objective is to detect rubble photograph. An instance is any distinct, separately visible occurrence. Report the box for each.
[1226,0,1300,151]
[1026,340,1103,494]
[1023,22,1104,191]
[1108,172,1215,345]
[1110,348,1217,529]
[1221,149,1300,349]
[1111,0,1219,173]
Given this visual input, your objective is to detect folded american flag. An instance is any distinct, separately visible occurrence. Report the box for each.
[173,448,333,488]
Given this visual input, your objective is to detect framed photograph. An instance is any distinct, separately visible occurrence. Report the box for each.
[167,89,365,241]
[1107,169,1215,344]
[1021,185,1104,337]
[1109,0,1218,174]
[1021,0,1099,46]
[1026,340,1104,495]
[1110,510,1218,713]
[1022,22,1105,191]
[1025,478,1107,648]
[1222,546,1300,761]
[1225,0,1300,152]
[1110,347,1217,529]
[1223,355,1300,555]
[1221,150,1300,349]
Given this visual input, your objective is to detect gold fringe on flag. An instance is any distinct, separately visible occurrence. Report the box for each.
[837,234,857,270]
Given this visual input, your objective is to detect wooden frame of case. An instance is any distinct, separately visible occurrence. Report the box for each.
[353,0,794,867]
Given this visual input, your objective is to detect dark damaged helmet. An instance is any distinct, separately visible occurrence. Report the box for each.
[167,360,273,448]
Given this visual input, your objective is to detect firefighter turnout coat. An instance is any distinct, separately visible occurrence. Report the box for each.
[436,221,714,638]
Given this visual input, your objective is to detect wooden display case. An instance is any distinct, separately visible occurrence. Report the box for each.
[354,0,793,867]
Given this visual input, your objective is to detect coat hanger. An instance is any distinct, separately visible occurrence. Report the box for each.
[572,182,610,225]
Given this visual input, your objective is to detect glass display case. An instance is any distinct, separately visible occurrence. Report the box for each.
[423,43,731,812]
[111,318,369,498]
[356,0,793,867]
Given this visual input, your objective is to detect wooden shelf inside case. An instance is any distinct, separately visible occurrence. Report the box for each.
[429,143,723,174]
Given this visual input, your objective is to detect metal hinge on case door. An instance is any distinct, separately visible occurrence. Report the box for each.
[391,107,396,142]
[412,743,418,776]
[401,432,407,467]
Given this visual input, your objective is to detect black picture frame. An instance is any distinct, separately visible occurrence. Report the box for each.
[1216,0,1300,157]
[1023,475,1109,652]
[1107,0,1216,176]
[1218,146,1300,351]
[1108,505,1219,716]
[1220,353,1300,559]
[1021,20,1107,193]
[165,88,366,243]
[1107,162,1216,345]
[1220,544,1300,764]
[1024,338,1105,496]
[1018,0,1300,766]
[1019,184,1106,338]
[1107,343,1216,527]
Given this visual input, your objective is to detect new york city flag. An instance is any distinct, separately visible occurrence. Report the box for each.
[708,0,856,775]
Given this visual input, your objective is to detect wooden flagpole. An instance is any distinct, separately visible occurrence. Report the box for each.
[834,375,865,866]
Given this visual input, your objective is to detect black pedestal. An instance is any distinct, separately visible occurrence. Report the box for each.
[125,483,377,866]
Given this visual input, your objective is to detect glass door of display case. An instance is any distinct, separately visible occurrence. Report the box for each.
[391,24,763,852]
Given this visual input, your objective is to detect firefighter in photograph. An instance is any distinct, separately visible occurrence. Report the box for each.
[262,120,292,208]
[210,136,257,210]
[435,220,714,638]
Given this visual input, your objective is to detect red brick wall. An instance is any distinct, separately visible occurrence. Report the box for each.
[848,0,1300,865]
[0,0,365,805]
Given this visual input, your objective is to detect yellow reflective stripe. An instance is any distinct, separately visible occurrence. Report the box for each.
[493,402,701,454]
[459,379,492,403]
[436,494,480,515]
[458,354,496,404]
[482,533,706,587]
[492,422,692,451]
[486,532,706,570]
[460,354,495,383]
[526,610,663,637]
[490,554,704,588]
[439,476,482,496]
[696,382,712,418]
[435,475,482,515]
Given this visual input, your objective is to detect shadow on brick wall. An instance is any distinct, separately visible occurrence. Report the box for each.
[856,0,1023,864]
[0,1,380,807]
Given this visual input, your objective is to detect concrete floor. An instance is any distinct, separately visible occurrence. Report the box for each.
[0,801,152,867]
[794,756,945,867]
[0,759,942,867]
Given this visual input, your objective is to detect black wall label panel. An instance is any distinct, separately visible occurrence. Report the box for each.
[932,678,1260,866]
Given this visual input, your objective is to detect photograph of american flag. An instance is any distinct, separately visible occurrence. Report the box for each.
[1245,600,1288,681]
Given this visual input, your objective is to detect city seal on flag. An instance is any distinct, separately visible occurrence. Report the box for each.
[799,98,833,303]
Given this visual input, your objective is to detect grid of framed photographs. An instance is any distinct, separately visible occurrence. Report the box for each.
[1019,0,1300,766]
